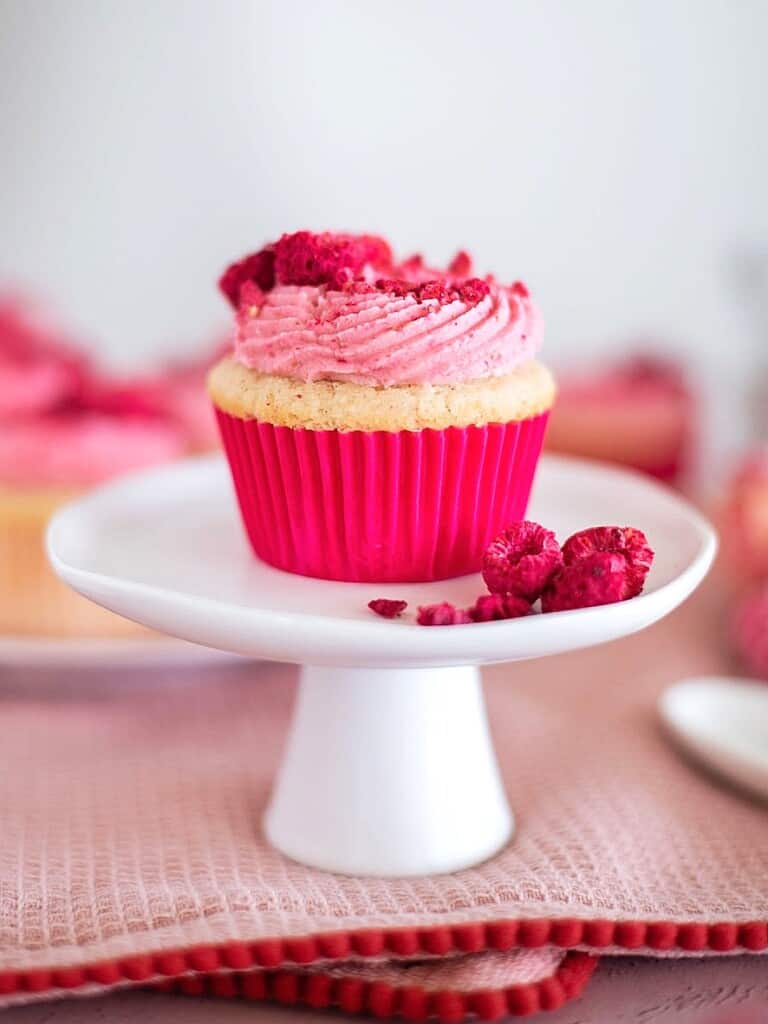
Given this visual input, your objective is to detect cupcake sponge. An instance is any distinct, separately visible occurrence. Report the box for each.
[208,357,555,433]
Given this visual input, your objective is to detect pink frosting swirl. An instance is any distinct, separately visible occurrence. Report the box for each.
[233,279,542,386]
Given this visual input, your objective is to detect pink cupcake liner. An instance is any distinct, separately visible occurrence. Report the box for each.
[215,409,549,583]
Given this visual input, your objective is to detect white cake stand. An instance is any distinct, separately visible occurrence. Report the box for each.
[47,453,716,877]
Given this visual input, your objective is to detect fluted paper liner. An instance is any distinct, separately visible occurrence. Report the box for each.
[214,410,549,582]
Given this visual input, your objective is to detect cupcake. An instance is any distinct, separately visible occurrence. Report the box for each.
[208,232,555,583]
[85,341,229,456]
[150,341,230,453]
[717,448,768,587]
[0,300,187,637]
[545,354,696,487]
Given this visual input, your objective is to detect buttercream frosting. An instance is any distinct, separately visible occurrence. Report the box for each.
[221,233,543,387]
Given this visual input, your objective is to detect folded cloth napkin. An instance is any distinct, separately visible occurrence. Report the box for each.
[0,581,764,1018]
[157,948,594,1019]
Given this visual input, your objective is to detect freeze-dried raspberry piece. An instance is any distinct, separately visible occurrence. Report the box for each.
[541,552,629,613]
[562,526,654,598]
[274,231,392,290]
[374,278,412,298]
[459,278,490,304]
[220,233,393,300]
[368,598,407,619]
[375,279,455,304]
[469,593,532,622]
[355,234,394,269]
[373,277,489,307]
[418,280,455,303]
[218,248,276,307]
[342,279,377,296]
[417,602,472,626]
[482,521,563,601]
[448,250,473,276]
[397,253,425,276]
[274,232,356,289]
[732,586,768,680]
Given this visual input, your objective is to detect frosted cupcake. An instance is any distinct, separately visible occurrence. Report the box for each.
[115,340,230,454]
[545,355,695,487]
[0,301,187,637]
[209,232,555,582]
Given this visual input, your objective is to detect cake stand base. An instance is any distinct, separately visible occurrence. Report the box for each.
[265,664,512,876]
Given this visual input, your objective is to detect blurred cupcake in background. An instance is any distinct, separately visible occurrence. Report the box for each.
[148,341,230,453]
[713,448,768,677]
[717,448,768,587]
[731,585,768,682]
[545,353,696,488]
[0,300,88,418]
[86,340,229,456]
[0,297,223,638]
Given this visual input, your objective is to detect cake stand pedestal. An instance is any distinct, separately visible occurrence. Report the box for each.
[47,454,716,877]
[267,664,508,876]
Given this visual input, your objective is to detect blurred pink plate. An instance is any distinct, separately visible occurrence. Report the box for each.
[0,634,244,669]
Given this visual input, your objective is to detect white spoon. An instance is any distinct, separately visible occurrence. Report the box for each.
[660,677,768,803]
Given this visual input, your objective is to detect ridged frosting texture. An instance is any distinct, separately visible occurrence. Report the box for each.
[233,280,541,387]
[220,233,543,387]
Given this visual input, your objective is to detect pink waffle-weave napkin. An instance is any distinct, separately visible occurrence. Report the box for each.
[0,579,764,1018]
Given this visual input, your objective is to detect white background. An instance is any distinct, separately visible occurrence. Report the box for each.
[2,0,767,458]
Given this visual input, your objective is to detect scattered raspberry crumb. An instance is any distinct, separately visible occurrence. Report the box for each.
[469,593,532,622]
[541,552,629,613]
[448,250,473,276]
[374,278,413,298]
[218,248,276,307]
[417,602,472,626]
[562,526,654,599]
[368,598,408,619]
[482,521,563,601]
[419,280,454,303]
[511,281,530,298]
[342,279,377,295]
[459,278,490,304]
[373,277,488,307]
[732,586,768,680]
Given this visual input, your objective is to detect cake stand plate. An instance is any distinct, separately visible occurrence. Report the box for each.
[47,453,716,876]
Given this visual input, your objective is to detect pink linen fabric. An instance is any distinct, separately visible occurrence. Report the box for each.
[0,578,764,1013]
